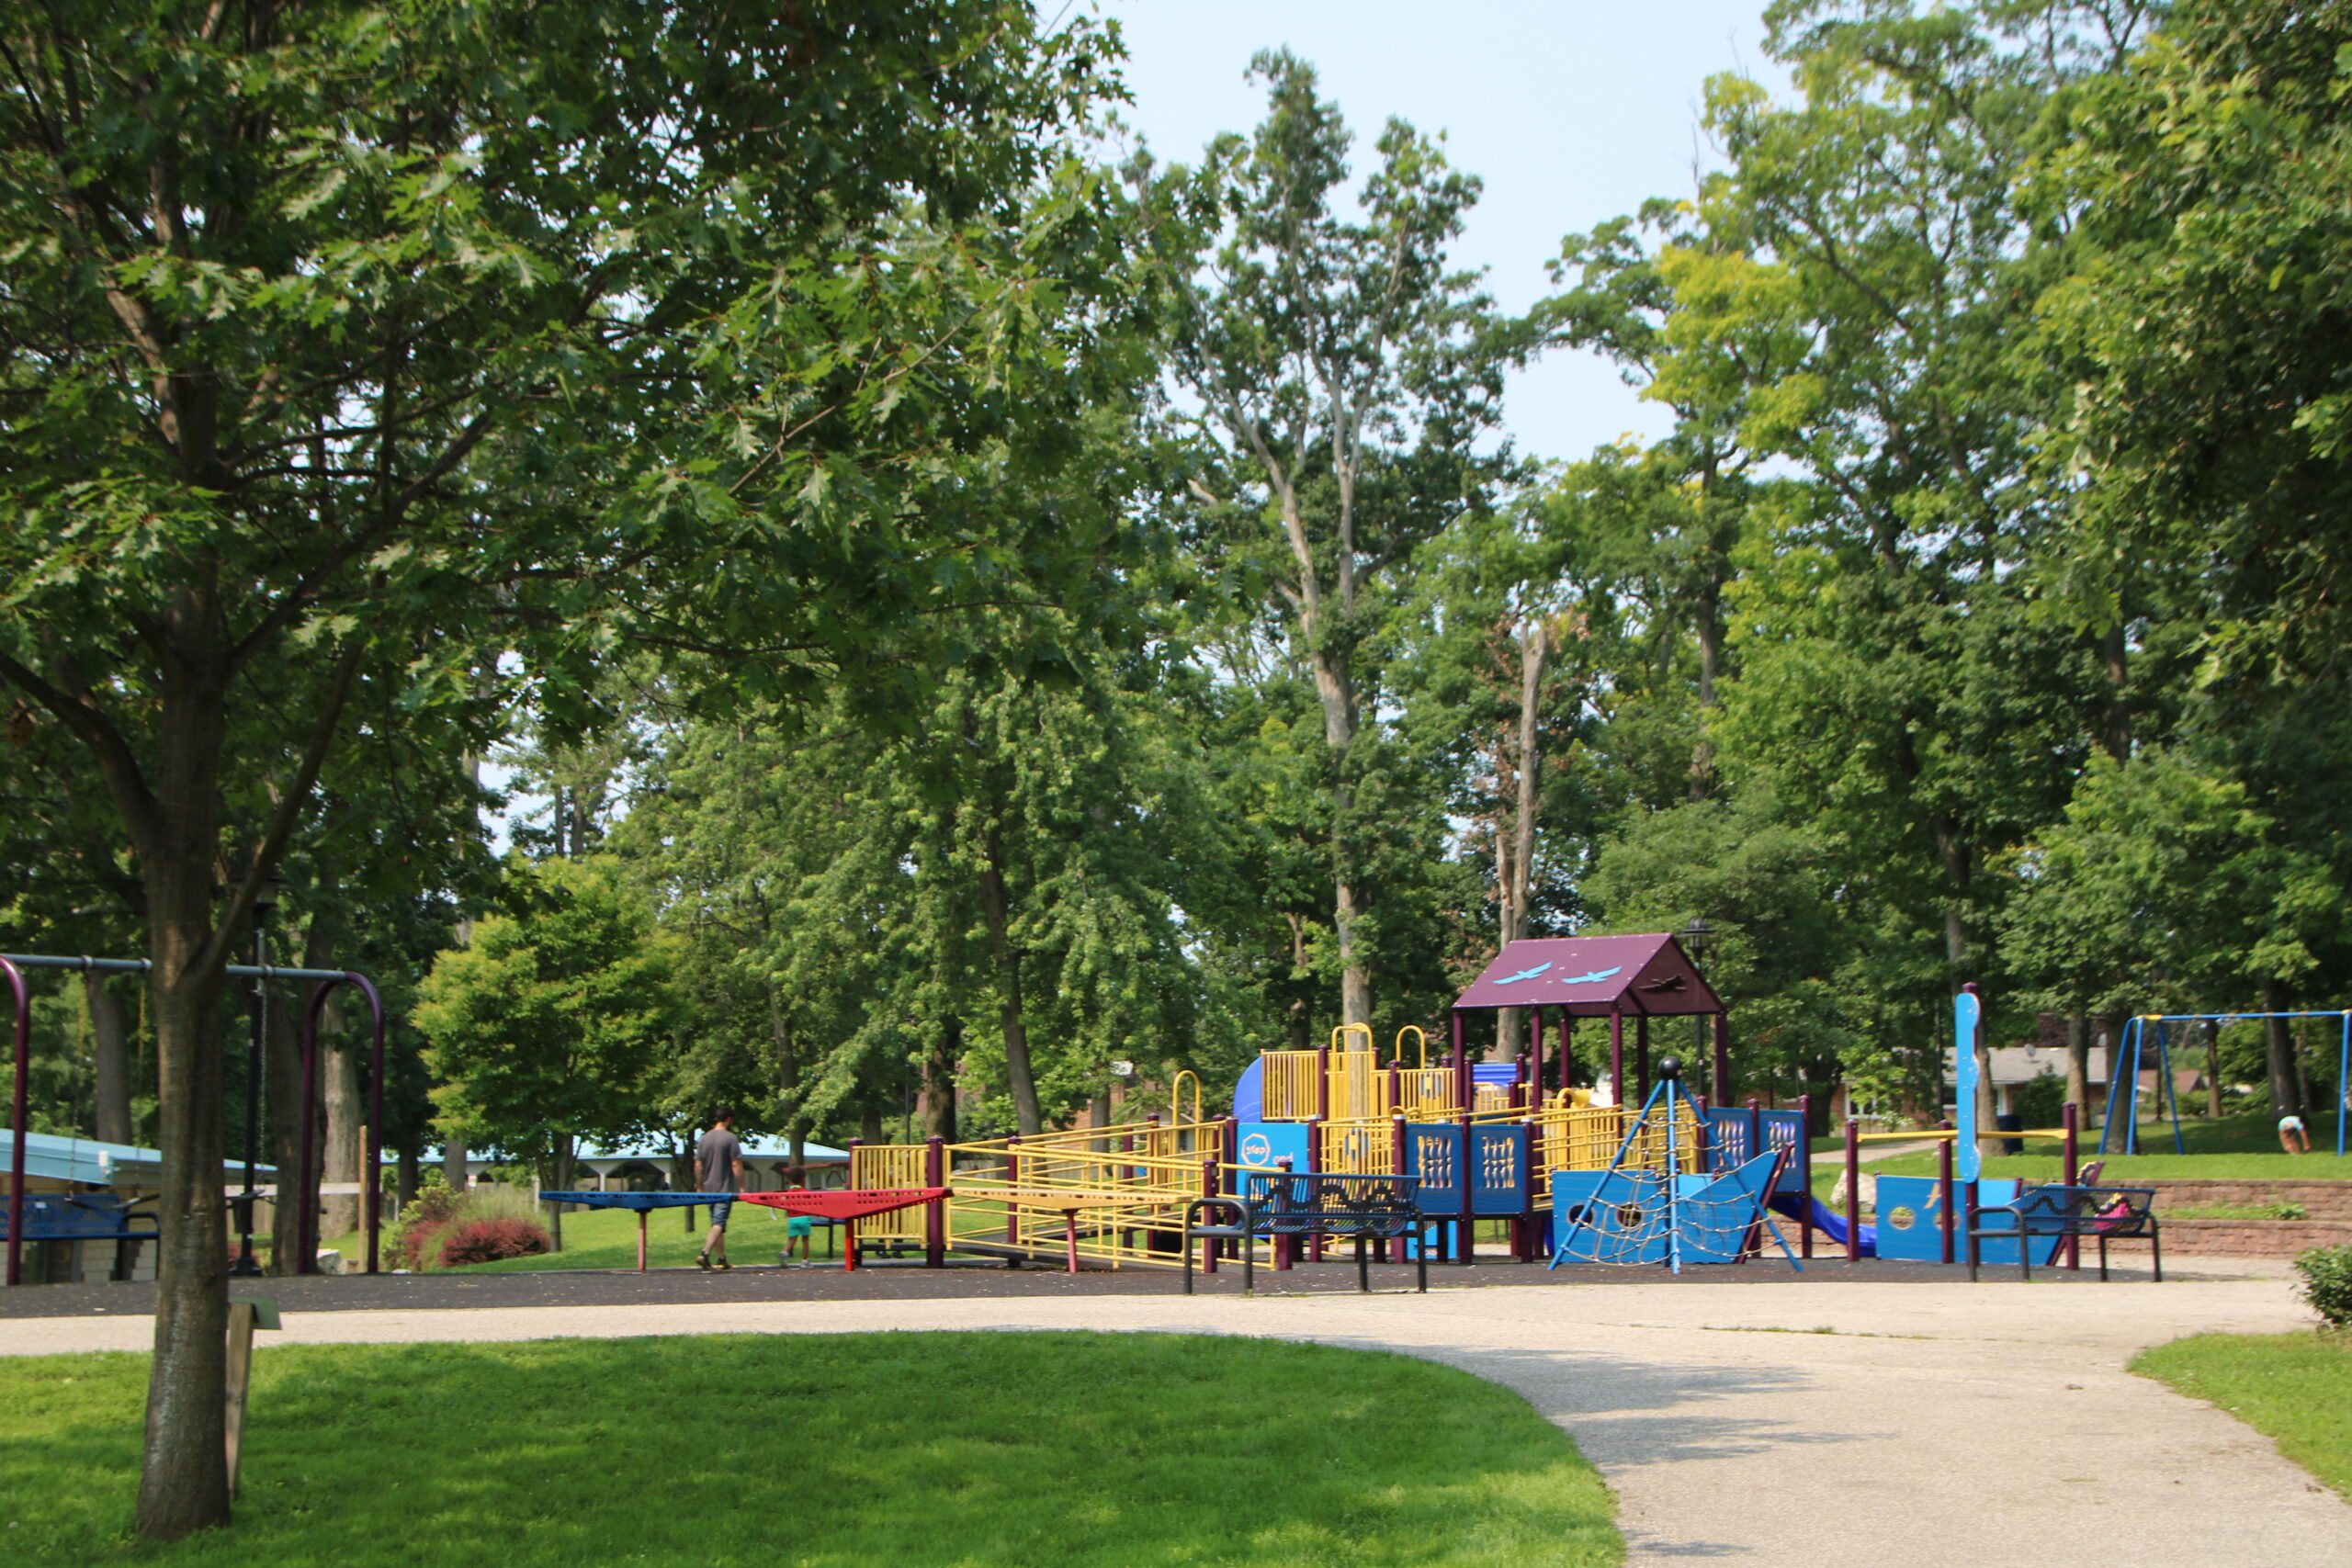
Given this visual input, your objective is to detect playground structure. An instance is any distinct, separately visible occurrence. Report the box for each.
[827,933,1824,1276]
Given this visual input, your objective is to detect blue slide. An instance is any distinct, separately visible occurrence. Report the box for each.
[1767,1191,1876,1257]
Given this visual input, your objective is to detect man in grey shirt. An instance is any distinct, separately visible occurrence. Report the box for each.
[695,1108,743,1270]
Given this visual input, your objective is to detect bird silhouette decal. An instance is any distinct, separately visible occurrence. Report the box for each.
[1494,962,1623,987]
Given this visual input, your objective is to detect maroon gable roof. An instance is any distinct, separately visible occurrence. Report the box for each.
[1452,933,1723,1016]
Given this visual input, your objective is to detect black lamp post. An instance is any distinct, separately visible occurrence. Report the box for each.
[229,871,284,1276]
[1681,917,1722,1099]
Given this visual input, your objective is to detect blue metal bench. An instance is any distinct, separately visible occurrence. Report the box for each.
[0,1191,160,1282]
[1967,1184,2160,1281]
[1182,1173,1433,1294]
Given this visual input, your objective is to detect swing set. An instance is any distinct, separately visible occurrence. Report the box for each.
[2100,1010,2351,1157]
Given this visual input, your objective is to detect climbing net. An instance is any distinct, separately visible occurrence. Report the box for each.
[1548,1067,1798,1273]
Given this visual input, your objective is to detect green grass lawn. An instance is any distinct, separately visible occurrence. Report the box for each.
[2133,1331,2352,1499]
[0,1331,1619,1566]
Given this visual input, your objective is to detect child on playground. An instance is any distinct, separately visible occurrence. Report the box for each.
[781,1184,815,1266]
[2280,1112,2312,1155]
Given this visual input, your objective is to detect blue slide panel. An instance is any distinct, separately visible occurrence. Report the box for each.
[1871,1174,1948,1262]
[1231,1058,1264,1123]
[1233,1122,1311,1173]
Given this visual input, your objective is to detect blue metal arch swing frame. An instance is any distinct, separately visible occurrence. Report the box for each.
[2099,1010,2352,1157]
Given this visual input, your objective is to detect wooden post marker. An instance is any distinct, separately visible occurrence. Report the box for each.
[224,1295,282,1497]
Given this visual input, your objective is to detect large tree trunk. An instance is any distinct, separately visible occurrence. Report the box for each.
[2064,1012,2090,1122]
[87,972,133,1146]
[264,974,304,1276]
[1308,637,1371,1026]
[137,643,235,1538]
[2260,976,2302,1120]
[924,1015,960,1143]
[2098,620,2132,763]
[978,827,1043,1134]
[1690,573,1722,798]
[2203,1019,2223,1119]
[1495,622,1548,1060]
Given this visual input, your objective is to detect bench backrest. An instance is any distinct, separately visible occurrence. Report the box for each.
[1238,1172,1422,1235]
[2008,1184,2156,1233]
[0,1191,159,1241]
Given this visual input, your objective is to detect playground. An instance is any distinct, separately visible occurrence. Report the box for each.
[6,932,2350,1568]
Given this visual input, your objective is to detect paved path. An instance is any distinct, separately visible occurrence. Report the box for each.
[5,1266,2342,1566]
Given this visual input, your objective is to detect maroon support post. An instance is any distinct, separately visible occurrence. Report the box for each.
[1532,1008,1546,1104]
[2063,1100,2081,1271]
[924,1136,945,1269]
[1843,1116,1861,1265]
[1316,1043,1330,1123]
[1517,1120,1538,1262]
[1457,1107,1476,1266]
[1003,1135,1019,1254]
[1938,1124,1956,1266]
[1274,1156,1295,1270]
[296,983,328,1275]
[1609,1007,1624,1108]
[1452,1010,1467,1111]
[1199,1157,1218,1275]
[1390,1113,1409,1263]
[1797,1093,1815,1259]
[4,957,27,1289]
[1635,1015,1651,1106]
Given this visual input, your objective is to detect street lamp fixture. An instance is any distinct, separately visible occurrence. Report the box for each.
[229,869,286,1277]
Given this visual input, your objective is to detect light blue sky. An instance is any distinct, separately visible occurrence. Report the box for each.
[1095,1,1790,467]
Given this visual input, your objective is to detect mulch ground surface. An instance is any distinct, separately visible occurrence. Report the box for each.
[0,1247,2199,1318]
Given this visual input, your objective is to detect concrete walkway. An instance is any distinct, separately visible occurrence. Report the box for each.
[5,1265,2343,1566]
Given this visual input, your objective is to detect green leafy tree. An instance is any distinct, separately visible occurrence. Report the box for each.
[0,1,1115,1533]
[416,858,678,1244]
[1140,49,1529,1025]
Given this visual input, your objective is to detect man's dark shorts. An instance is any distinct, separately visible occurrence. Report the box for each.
[707,1200,733,1229]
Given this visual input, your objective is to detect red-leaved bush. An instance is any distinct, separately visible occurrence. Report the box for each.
[388,1185,469,1270]
[436,1216,551,1268]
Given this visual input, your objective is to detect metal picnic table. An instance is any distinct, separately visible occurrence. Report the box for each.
[536,1190,735,1272]
[733,1188,952,1271]
[987,1190,1149,1274]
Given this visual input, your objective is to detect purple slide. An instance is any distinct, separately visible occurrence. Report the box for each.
[1768,1191,1876,1257]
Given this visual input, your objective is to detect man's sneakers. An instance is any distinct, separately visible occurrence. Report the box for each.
[695,1251,711,1270]
[715,1257,733,1269]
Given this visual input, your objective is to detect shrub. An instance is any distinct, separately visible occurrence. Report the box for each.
[2294,1245,2352,1327]
[387,1183,467,1270]
[2273,1201,2310,1222]
[437,1216,551,1268]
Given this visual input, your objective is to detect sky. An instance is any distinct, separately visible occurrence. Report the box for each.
[1094,0,1791,466]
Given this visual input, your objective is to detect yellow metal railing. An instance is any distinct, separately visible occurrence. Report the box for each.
[1317,1118,1404,1176]
[1393,1025,1428,1066]
[1326,1050,1390,1120]
[849,1144,932,1241]
[1261,1050,1320,1121]
[913,1120,1236,1269]
[1397,1066,1458,1119]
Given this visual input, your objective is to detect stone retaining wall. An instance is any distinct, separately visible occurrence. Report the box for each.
[2160,1218,2352,1257]
[2138,1179,2352,1219]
